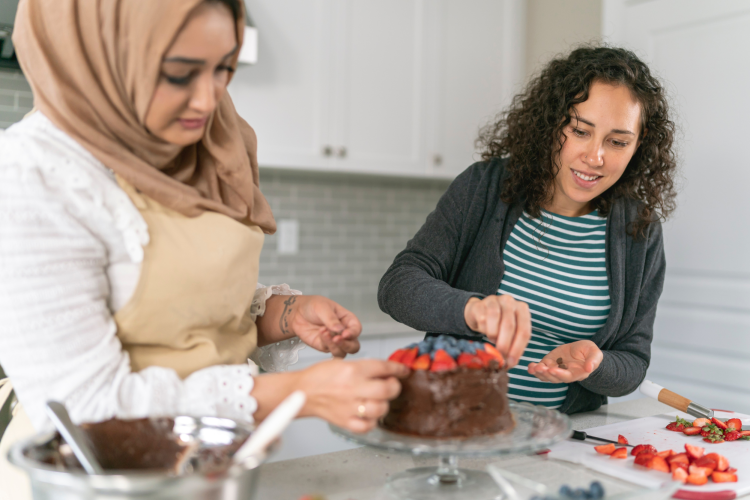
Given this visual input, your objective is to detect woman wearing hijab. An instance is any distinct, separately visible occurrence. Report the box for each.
[0,0,407,495]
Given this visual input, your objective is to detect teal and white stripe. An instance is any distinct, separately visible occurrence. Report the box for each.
[498,210,610,408]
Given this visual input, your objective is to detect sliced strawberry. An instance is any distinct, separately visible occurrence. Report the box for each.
[610,447,628,459]
[617,435,629,445]
[650,456,670,473]
[631,444,657,456]
[741,430,750,437]
[482,344,505,367]
[474,349,494,367]
[387,348,407,363]
[692,418,711,428]
[690,464,714,476]
[685,443,705,460]
[683,426,702,436]
[686,471,708,486]
[670,462,688,473]
[430,349,457,372]
[726,418,742,430]
[666,422,685,432]
[400,347,419,368]
[726,467,738,474]
[668,453,690,465]
[412,353,431,370]
[711,417,728,430]
[704,453,729,472]
[594,443,616,455]
[634,453,654,467]
[693,456,717,473]
[656,450,673,459]
[711,472,738,483]
[724,430,741,441]
[672,467,688,483]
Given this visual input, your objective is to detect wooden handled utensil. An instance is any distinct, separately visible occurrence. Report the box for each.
[639,380,714,419]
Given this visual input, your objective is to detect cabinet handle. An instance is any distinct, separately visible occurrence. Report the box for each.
[337,147,347,158]
[433,154,443,167]
[322,145,333,157]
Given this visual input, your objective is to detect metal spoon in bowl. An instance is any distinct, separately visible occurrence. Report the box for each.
[45,401,103,475]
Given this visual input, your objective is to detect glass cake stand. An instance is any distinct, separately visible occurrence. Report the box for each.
[330,402,572,500]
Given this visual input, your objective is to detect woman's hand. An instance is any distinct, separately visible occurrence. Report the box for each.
[259,295,362,358]
[297,359,409,433]
[527,340,603,383]
[286,295,361,357]
[463,295,531,368]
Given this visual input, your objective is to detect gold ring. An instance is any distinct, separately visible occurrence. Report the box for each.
[356,403,367,419]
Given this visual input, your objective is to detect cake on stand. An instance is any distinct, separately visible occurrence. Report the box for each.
[331,402,572,500]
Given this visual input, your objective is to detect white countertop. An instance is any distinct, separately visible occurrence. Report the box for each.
[255,398,749,500]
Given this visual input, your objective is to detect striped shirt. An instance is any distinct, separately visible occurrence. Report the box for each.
[498,210,610,408]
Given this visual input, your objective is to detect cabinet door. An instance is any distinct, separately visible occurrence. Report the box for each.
[229,0,336,169]
[424,0,525,179]
[603,0,750,413]
[330,0,428,176]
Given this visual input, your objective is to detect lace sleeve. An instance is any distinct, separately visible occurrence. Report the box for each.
[248,283,307,372]
[0,148,260,430]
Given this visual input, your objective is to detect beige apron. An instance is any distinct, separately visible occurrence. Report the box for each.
[0,177,265,499]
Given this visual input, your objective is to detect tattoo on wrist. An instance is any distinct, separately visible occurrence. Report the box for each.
[279,296,297,336]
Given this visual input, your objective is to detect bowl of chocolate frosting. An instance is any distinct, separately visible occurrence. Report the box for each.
[9,415,266,500]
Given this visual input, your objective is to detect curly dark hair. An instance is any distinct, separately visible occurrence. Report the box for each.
[477,45,678,237]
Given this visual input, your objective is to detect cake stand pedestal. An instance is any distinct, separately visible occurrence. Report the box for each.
[330,402,572,500]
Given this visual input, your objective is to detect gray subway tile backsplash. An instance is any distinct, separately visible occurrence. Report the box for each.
[0,70,33,129]
[0,70,453,324]
[257,168,450,322]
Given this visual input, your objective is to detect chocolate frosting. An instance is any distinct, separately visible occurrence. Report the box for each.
[381,367,514,438]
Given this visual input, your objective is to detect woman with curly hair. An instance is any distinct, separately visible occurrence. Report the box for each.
[378,46,678,413]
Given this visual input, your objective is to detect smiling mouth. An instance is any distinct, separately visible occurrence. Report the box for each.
[572,169,602,182]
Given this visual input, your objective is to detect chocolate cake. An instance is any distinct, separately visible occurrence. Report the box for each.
[381,335,515,438]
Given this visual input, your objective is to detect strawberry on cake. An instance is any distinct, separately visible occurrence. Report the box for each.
[381,335,515,438]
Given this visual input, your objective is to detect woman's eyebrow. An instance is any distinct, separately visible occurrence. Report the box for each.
[163,46,239,65]
[575,116,635,136]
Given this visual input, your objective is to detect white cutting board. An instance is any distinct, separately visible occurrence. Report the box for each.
[548,411,750,498]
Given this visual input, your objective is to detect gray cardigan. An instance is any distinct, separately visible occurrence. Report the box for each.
[378,159,666,414]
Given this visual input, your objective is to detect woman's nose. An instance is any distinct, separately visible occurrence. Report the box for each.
[189,75,216,114]
[584,144,604,166]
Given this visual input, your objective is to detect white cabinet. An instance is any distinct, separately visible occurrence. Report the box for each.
[424,0,526,178]
[230,0,525,179]
[330,0,428,176]
[230,0,336,170]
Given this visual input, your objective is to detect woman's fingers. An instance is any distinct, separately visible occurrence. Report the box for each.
[337,308,362,339]
[507,301,531,367]
[358,377,402,401]
[359,359,411,379]
[465,296,531,369]
[313,301,346,336]
[320,330,347,358]
[484,299,501,343]
[346,417,376,434]
[494,295,517,357]
[332,337,361,355]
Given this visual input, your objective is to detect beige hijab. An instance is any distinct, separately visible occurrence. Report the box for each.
[13,0,276,233]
